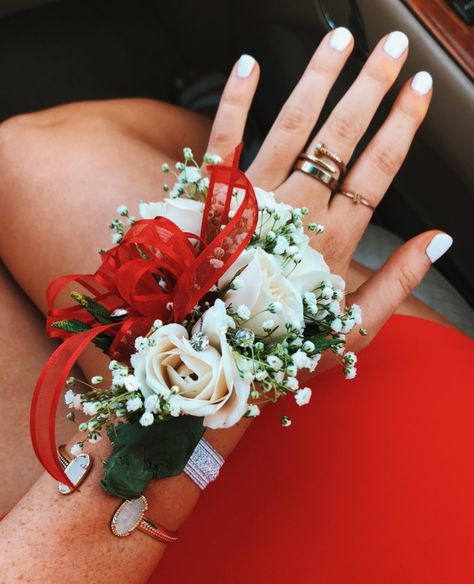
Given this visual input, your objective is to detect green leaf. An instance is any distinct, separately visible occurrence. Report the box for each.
[70,291,114,324]
[51,319,91,333]
[100,416,205,499]
[306,335,340,352]
[91,333,114,355]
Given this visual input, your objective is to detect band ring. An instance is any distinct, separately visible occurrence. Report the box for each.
[297,152,338,175]
[294,159,339,191]
[313,142,347,178]
[335,190,375,211]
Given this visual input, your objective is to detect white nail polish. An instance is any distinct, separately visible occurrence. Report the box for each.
[329,27,352,52]
[426,233,453,263]
[383,31,409,59]
[411,71,433,95]
[236,54,256,78]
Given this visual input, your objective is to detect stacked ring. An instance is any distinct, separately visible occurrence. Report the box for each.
[293,158,339,191]
[298,152,338,175]
[294,142,346,192]
[313,142,347,178]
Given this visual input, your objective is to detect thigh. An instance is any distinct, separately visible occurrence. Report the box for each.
[0,98,212,314]
[0,263,76,514]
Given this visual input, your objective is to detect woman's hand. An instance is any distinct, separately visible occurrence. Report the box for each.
[203,29,452,352]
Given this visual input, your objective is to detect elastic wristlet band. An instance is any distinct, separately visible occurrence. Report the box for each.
[183,438,224,490]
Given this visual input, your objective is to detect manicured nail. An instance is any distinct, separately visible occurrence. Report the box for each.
[383,31,409,59]
[236,54,256,78]
[329,27,352,52]
[411,71,433,95]
[426,233,453,263]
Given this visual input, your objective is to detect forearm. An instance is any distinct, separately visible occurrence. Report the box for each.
[0,419,251,582]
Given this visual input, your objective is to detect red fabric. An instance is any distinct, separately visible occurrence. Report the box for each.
[152,315,474,584]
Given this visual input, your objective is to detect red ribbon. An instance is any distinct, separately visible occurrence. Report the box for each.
[30,144,258,487]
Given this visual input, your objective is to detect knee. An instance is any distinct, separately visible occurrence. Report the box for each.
[0,112,46,173]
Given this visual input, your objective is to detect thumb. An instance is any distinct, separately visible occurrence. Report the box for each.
[347,230,453,341]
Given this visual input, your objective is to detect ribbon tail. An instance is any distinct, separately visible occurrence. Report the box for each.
[30,323,116,487]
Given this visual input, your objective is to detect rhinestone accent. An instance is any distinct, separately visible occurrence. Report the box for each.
[190,332,209,352]
[235,328,255,347]
[183,438,224,490]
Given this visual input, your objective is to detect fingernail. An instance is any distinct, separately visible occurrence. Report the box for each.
[329,27,352,52]
[411,71,433,95]
[236,54,256,78]
[426,233,453,263]
[383,31,409,59]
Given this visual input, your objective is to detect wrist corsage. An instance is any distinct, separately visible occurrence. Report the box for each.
[31,144,363,500]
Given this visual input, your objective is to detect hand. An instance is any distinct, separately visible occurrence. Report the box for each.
[203,29,452,351]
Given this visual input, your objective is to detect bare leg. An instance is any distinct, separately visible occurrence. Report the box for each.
[0,263,75,515]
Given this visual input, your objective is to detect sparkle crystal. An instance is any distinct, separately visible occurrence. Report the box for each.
[190,332,209,351]
[111,496,147,537]
[235,328,255,347]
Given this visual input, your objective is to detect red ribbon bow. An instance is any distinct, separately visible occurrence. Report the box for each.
[30,144,258,488]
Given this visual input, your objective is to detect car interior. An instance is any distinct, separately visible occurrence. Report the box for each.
[0,0,472,334]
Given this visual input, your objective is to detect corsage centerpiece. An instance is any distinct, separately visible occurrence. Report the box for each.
[31,145,362,500]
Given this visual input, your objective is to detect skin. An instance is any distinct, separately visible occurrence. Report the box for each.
[0,29,453,582]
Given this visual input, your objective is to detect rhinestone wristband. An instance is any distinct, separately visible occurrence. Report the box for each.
[183,438,224,490]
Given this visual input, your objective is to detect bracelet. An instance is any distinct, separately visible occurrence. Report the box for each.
[57,444,92,495]
[183,437,224,490]
[111,496,178,543]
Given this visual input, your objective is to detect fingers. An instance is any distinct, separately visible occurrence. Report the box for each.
[206,55,260,159]
[246,27,354,188]
[330,71,433,238]
[284,31,409,207]
[346,231,453,345]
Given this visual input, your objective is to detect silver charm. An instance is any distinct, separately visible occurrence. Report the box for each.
[190,331,209,351]
[58,452,92,495]
[235,328,255,347]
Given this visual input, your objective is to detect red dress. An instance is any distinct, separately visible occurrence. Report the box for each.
[152,315,474,584]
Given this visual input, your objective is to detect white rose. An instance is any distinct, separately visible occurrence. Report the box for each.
[288,245,345,294]
[220,248,304,340]
[231,187,292,239]
[139,197,203,235]
[131,319,249,429]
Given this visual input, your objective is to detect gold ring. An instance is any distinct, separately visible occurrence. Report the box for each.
[313,142,347,178]
[294,159,339,191]
[335,190,375,211]
[297,152,338,174]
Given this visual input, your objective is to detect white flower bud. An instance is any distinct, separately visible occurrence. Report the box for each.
[139,412,154,426]
[302,340,315,353]
[262,319,275,332]
[295,387,312,406]
[246,404,260,418]
[116,205,128,216]
[267,355,283,371]
[236,304,251,320]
